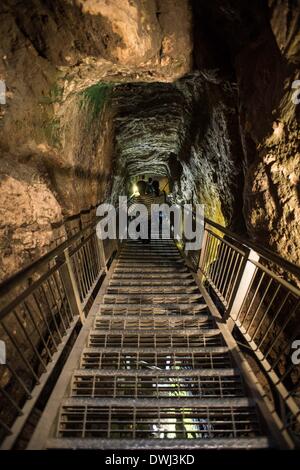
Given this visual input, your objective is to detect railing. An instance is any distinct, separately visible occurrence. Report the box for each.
[188,218,300,445]
[0,211,117,448]
[1,194,299,447]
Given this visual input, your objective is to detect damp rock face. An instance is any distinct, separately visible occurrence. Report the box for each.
[0,0,192,280]
[0,0,299,280]
[192,0,300,265]
[111,72,244,227]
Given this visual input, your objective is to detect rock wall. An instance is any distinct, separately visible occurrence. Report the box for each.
[0,0,193,280]
[193,0,300,265]
[0,0,299,281]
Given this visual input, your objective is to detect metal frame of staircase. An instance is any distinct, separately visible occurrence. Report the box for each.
[0,204,299,449]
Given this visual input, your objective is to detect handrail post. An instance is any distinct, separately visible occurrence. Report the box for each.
[226,248,259,331]
[197,222,209,282]
[60,248,85,325]
[97,236,108,273]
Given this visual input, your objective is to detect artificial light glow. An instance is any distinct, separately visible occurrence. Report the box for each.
[133,184,140,195]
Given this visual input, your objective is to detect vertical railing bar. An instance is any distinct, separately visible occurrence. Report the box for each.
[258,292,290,351]
[40,285,63,341]
[264,299,300,358]
[77,247,90,297]
[221,249,236,300]
[202,231,213,277]
[5,362,32,397]
[83,239,94,285]
[225,253,242,304]
[246,277,273,334]
[32,292,58,349]
[91,235,101,277]
[215,241,228,290]
[205,234,215,279]
[198,227,209,276]
[212,239,224,289]
[91,234,100,275]
[79,244,91,291]
[23,300,53,361]
[217,243,230,293]
[46,278,68,333]
[0,419,13,436]
[0,387,23,414]
[241,272,266,328]
[252,284,281,341]
[92,234,101,275]
[85,239,96,283]
[1,321,40,382]
[60,248,85,325]
[52,271,73,324]
[12,308,47,372]
[75,248,88,298]
[71,252,84,301]
[209,237,219,282]
[77,249,89,298]
[86,239,96,285]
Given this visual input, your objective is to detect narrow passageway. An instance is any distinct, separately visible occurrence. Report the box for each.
[0,0,299,455]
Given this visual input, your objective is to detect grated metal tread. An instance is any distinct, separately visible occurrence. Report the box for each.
[102,294,204,304]
[93,316,215,331]
[71,370,245,399]
[88,331,224,349]
[50,239,268,449]
[47,437,271,449]
[80,347,235,370]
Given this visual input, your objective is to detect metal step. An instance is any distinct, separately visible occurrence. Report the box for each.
[94,304,209,317]
[47,437,271,449]
[109,279,195,286]
[114,267,189,273]
[93,316,215,331]
[117,261,185,266]
[70,369,245,399]
[102,294,204,304]
[112,273,193,280]
[80,347,234,370]
[55,398,262,440]
[106,286,199,295]
[88,330,224,348]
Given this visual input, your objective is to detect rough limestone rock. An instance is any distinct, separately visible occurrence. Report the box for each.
[0,0,192,280]
[0,0,299,281]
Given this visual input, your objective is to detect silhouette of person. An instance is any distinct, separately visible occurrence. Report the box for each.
[146,177,154,195]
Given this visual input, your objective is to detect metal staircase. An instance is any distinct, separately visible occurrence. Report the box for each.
[30,239,272,449]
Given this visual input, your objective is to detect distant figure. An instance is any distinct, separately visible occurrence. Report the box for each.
[136,177,147,195]
[152,180,160,197]
[146,177,154,195]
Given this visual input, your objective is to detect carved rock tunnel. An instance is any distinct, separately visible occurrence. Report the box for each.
[0,0,299,452]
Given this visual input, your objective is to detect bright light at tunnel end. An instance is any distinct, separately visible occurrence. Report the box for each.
[96,196,205,250]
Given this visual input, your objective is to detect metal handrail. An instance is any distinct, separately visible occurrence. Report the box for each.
[0,196,127,448]
[0,194,138,447]
[0,218,97,299]
[166,195,300,444]
[187,217,300,445]
[1,194,299,447]
[204,217,300,278]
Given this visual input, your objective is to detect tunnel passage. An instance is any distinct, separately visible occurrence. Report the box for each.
[0,0,299,452]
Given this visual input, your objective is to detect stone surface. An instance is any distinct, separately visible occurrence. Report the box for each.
[0,0,299,281]
[0,0,193,280]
